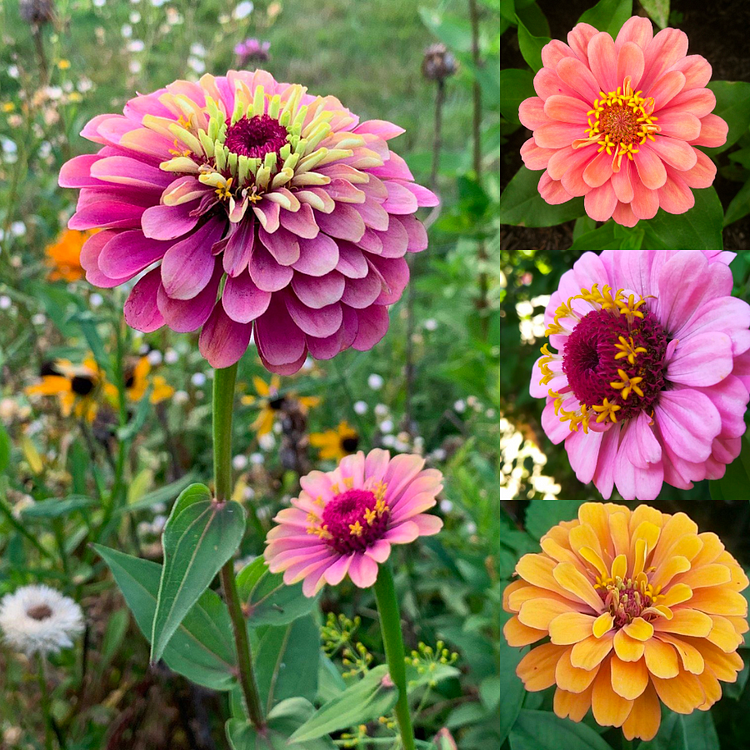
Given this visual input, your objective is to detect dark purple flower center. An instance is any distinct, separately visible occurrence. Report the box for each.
[563,305,668,421]
[321,488,389,554]
[224,114,289,159]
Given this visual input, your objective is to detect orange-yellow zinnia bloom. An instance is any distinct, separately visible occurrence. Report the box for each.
[503,502,749,741]
[45,229,94,282]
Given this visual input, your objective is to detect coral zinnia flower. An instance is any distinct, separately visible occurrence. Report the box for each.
[519,17,727,226]
[530,250,750,500]
[45,229,94,282]
[26,357,104,421]
[310,420,359,460]
[504,502,749,741]
[264,450,443,596]
[240,374,320,435]
[59,70,437,373]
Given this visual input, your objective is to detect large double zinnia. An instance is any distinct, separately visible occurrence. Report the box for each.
[59,70,437,373]
[519,17,727,226]
[504,502,748,741]
[530,250,750,500]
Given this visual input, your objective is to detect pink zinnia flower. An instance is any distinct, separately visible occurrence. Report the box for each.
[530,250,750,500]
[59,70,437,373]
[264,450,443,596]
[235,38,271,63]
[519,17,727,226]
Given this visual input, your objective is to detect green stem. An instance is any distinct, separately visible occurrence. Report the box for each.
[37,654,54,750]
[213,363,266,730]
[373,562,415,750]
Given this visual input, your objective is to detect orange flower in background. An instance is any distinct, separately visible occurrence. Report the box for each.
[503,502,749,741]
[45,229,94,282]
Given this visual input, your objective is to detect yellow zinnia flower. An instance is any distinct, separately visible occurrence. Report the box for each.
[45,229,94,282]
[309,421,359,461]
[503,502,749,742]
[241,375,320,436]
[25,357,103,422]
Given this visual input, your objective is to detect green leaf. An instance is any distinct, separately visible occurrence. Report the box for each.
[567,222,619,251]
[706,81,750,155]
[100,608,130,669]
[94,545,237,690]
[639,710,719,750]
[516,1,550,37]
[237,558,317,627]
[289,665,398,743]
[509,709,615,750]
[69,311,114,380]
[405,661,461,690]
[525,500,583,539]
[577,0,632,36]
[151,483,245,663]
[711,435,750,501]
[724,175,750,226]
[640,0,670,28]
[317,655,347,703]
[418,8,472,52]
[254,616,320,711]
[572,215,597,241]
[227,698,336,750]
[499,0,515,23]
[641,187,724,249]
[500,166,585,227]
[22,495,95,519]
[0,423,10,474]
[516,15,549,73]
[499,615,525,744]
[499,69,534,125]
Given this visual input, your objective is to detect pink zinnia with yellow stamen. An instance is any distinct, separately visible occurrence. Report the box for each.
[530,250,750,500]
[59,70,437,373]
[519,17,727,226]
[264,450,443,596]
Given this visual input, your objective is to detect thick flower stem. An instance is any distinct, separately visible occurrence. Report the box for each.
[373,562,416,750]
[213,363,265,731]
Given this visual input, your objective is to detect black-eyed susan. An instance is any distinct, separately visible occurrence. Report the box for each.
[241,375,320,436]
[45,229,94,283]
[104,357,175,405]
[310,421,360,461]
[26,358,103,421]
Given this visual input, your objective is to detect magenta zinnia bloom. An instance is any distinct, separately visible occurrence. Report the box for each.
[264,450,443,596]
[530,251,750,500]
[235,38,271,63]
[519,17,727,226]
[59,70,437,372]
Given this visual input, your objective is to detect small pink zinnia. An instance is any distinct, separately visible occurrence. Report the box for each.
[530,250,750,500]
[519,17,727,226]
[59,70,437,373]
[235,38,271,64]
[264,450,443,596]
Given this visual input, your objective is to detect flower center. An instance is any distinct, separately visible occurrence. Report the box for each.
[573,78,660,170]
[71,375,95,396]
[315,485,390,554]
[224,114,289,160]
[27,604,53,621]
[341,436,360,453]
[539,284,668,433]
[599,574,658,628]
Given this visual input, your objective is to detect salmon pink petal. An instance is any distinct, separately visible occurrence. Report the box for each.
[541,39,577,69]
[615,16,653,51]
[634,146,667,190]
[584,182,617,222]
[689,114,728,148]
[557,57,601,102]
[658,111,701,141]
[587,32,618,92]
[612,200,639,227]
[617,42,645,90]
[548,145,593,181]
[641,28,689,94]
[124,268,164,332]
[544,95,590,124]
[670,55,712,91]
[631,176,660,220]
[646,71,686,108]
[533,67,583,101]
[658,169,695,214]
[648,137,697,171]
[612,159,634,203]
[539,172,575,205]
[659,88,716,118]
[681,149,717,188]
[567,22,599,65]
[521,138,556,170]
[561,153,596,197]
[583,151,614,188]
[533,122,584,149]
